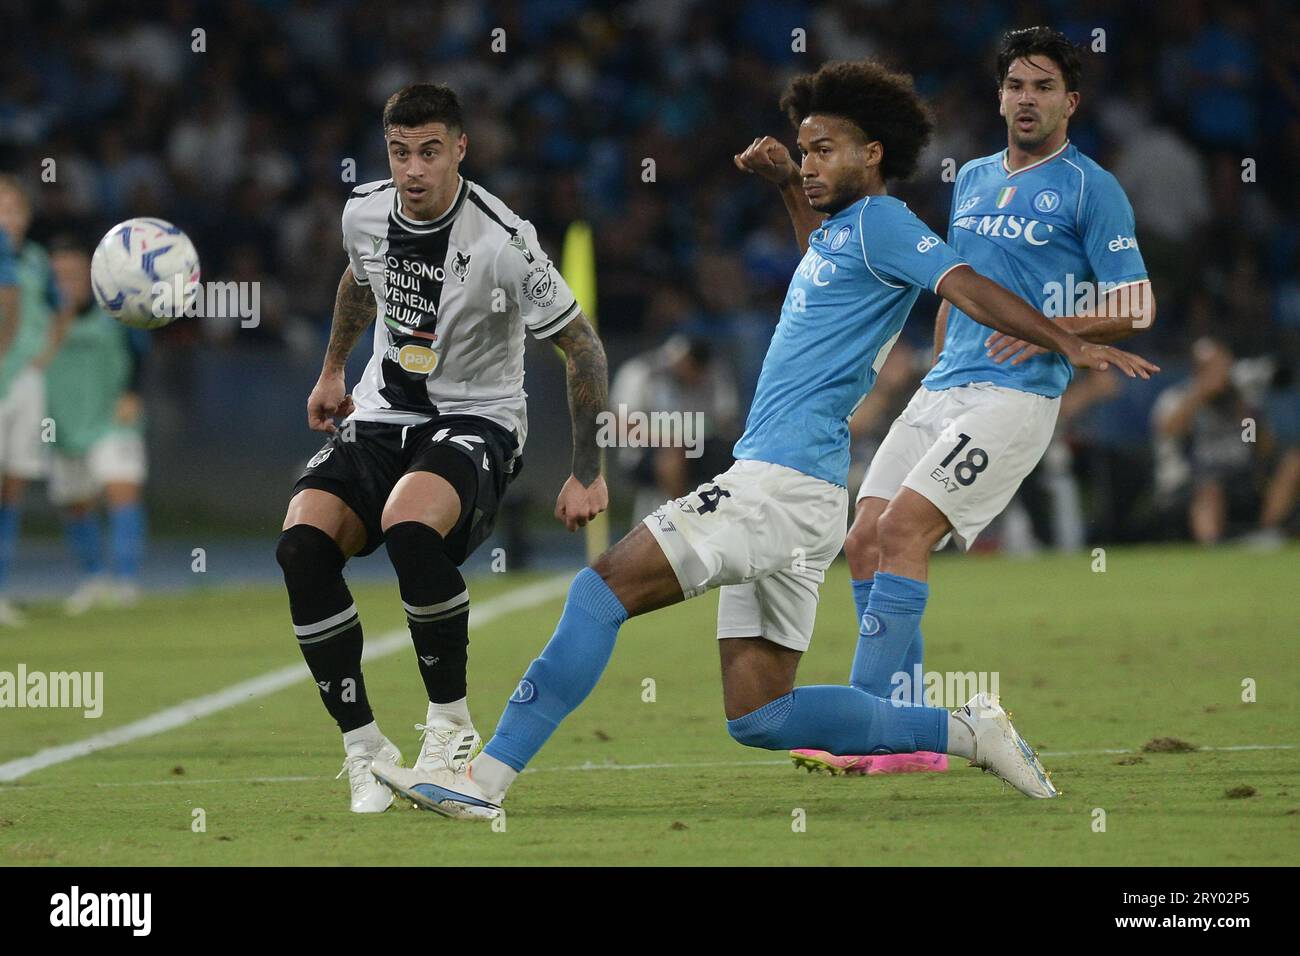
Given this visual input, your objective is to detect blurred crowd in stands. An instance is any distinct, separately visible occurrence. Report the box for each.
[2,0,1296,546]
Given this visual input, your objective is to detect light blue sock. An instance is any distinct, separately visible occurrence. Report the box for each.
[849,571,928,702]
[848,575,926,704]
[727,686,947,754]
[0,505,21,591]
[107,502,145,579]
[64,514,105,575]
[483,567,629,771]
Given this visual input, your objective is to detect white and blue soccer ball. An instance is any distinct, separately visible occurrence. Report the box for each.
[91,218,201,329]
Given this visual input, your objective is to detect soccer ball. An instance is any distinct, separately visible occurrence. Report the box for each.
[91,218,201,329]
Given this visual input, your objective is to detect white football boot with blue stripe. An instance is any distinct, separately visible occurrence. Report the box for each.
[954,692,1059,798]
[370,760,501,822]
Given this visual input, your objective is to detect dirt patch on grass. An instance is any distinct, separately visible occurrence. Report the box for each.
[1142,737,1197,753]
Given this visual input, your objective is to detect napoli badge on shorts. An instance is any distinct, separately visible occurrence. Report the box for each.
[509,679,536,704]
[1032,189,1061,214]
[829,225,852,251]
[860,611,885,637]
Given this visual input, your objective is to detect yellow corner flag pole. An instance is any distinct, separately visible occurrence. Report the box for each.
[558,220,609,562]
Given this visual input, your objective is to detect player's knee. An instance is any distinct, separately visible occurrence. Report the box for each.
[276,524,345,579]
[844,519,880,574]
[875,503,928,559]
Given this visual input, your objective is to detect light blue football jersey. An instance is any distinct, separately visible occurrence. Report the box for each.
[734,194,966,486]
[923,141,1148,398]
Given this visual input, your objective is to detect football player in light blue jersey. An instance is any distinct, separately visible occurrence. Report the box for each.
[762,29,1160,777]
[369,59,1160,820]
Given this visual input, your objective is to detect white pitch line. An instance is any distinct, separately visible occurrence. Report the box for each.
[0,575,573,783]
[0,744,1292,793]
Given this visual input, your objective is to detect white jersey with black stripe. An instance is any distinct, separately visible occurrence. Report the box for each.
[340,175,579,452]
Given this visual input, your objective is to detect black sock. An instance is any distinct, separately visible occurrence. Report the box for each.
[384,521,469,704]
[276,524,373,732]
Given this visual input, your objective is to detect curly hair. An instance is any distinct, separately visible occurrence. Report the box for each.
[779,60,934,182]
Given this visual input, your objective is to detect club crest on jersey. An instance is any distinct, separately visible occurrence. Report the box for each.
[829,225,852,251]
[393,343,438,374]
[995,186,1017,208]
[1032,189,1061,214]
[451,249,472,281]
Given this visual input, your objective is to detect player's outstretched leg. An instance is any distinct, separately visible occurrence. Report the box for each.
[719,636,1053,797]
[736,684,1055,798]
[371,523,682,821]
[384,520,481,776]
[792,493,947,776]
[278,492,400,813]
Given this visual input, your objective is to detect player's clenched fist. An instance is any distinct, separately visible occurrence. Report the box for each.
[307,371,354,433]
[555,474,608,532]
[733,136,800,186]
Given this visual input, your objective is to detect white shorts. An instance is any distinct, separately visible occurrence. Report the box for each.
[643,459,848,652]
[857,383,1060,549]
[0,365,50,480]
[48,431,148,506]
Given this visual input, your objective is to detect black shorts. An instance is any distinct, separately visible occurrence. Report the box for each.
[292,414,521,564]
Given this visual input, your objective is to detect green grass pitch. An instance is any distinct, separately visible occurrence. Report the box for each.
[1,544,1296,866]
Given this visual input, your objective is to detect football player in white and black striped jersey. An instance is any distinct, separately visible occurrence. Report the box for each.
[275,83,609,813]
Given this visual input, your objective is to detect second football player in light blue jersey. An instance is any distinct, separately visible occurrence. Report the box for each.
[771,28,1159,777]
[368,58,1161,819]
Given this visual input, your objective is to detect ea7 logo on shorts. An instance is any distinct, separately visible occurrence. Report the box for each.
[509,679,536,704]
[861,612,885,637]
[915,235,940,253]
[308,446,333,469]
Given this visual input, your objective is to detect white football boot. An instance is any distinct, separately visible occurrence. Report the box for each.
[953,692,1059,798]
[413,720,483,775]
[370,760,501,822]
[336,736,403,813]
[64,576,116,616]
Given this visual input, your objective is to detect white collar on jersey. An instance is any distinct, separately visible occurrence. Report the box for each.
[1000,139,1070,177]
[391,175,469,232]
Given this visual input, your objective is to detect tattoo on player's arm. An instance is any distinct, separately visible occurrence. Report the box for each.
[552,312,609,485]
[323,268,377,373]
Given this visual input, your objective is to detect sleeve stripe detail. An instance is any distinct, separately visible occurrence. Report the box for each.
[1062,158,1085,231]
[468,190,518,237]
[931,262,967,294]
[531,300,579,337]
[857,200,905,290]
[350,179,394,198]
